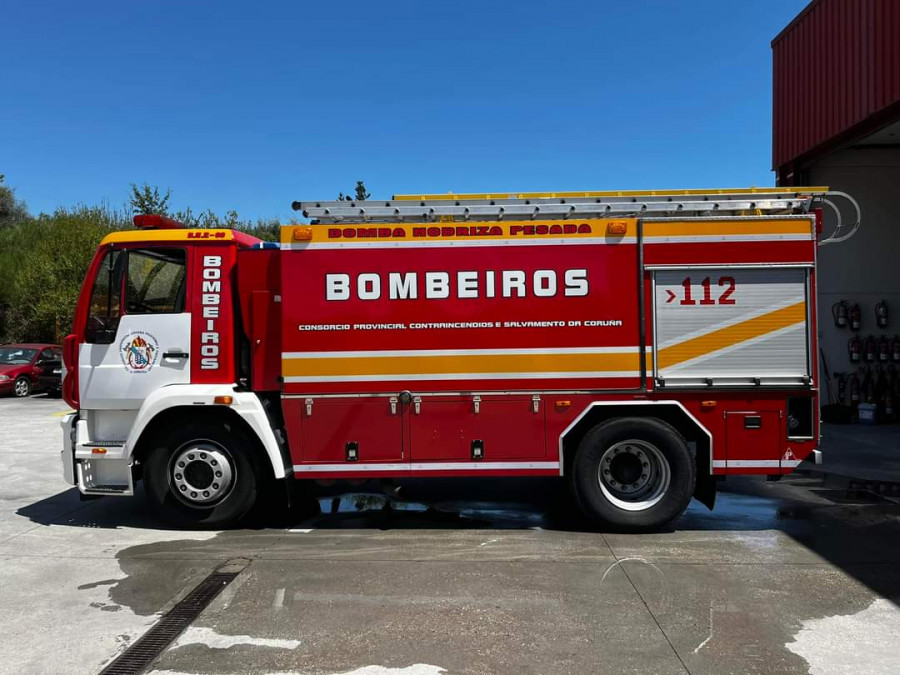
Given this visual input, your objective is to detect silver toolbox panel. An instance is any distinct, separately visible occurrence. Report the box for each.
[653,268,809,387]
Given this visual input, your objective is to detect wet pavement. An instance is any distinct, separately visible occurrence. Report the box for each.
[2,396,900,674]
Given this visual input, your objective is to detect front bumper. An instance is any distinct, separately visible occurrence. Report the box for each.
[62,412,134,496]
[60,412,77,485]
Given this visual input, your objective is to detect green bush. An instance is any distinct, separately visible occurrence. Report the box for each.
[0,205,125,342]
[0,181,286,343]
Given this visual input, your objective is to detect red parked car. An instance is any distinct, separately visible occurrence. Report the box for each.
[0,344,62,397]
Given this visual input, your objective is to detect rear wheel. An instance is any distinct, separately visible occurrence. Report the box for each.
[570,417,694,532]
[13,377,31,397]
[143,421,262,528]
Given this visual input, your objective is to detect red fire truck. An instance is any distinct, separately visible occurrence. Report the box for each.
[59,188,860,531]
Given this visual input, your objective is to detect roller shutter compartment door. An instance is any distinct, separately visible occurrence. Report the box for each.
[653,268,810,387]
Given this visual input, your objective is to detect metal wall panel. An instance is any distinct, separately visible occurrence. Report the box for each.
[772,0,900,173]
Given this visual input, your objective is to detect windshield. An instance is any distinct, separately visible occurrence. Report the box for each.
[0,348,37,365]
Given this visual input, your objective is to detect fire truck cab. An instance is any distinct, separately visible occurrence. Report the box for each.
[59,189,859,531]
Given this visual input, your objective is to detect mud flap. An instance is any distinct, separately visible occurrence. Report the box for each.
[694,470,717,510]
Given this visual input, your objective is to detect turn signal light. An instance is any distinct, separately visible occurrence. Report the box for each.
[606,221,628,235]
[214,395,234,405]
[292,226,313,241]
[91,448,107,454]
[700,400,717,410]
[555,400,572,409]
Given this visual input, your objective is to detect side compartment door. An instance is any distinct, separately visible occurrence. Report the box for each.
[297,397,405,465]
[724,411,782,471]
[79,246,191,409]
[653,267,810,387]
[409,396,546,462]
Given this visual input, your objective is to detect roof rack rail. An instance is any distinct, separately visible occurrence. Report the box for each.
[291,187,860,244]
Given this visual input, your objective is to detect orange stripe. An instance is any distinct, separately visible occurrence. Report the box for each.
[283,352,642,377]
[658,302,806,369]
[102,229,235,245]
[283,219,638,244]
[644,220,812,237]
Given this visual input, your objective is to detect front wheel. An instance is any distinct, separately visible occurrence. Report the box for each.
[143,421,262,528]
[13,377,31,397]
[570,417,695,532]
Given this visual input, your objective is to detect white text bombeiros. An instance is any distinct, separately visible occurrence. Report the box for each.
[200,255,222,370]
[325,269,588,301]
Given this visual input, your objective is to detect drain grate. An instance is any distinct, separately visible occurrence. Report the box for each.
[100,572,238,675]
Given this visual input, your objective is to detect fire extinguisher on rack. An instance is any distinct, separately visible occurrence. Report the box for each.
[875,366,886,403]
[863,367,876,403]
[850,303,862,330]
[849,335,862,362]
[876,300,889,329]
[849,370,861,405]
[892,335,900,362]
[864,335,878,362]
[832,300,849,328]
[885,366,896,422]
[836,372,847,404]
[878,335,891,362]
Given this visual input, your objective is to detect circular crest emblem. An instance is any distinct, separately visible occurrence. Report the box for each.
[119,331,160,374]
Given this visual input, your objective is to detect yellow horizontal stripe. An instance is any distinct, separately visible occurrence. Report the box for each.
[283,218,812,244]
[393,187,830,201]
[101,229,235,245]
[283,352,643,377]
[644,220,812,237]
[284,219,638,244]
[658,302,807,369]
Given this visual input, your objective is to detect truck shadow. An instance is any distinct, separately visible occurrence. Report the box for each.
[15,476,900,603]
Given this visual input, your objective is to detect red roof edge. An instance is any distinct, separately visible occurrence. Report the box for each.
[771,0,822,47]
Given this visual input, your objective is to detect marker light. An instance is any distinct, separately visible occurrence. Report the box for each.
[213,396,234,405]
[606,221,628,235]
[92,448,107,454]
[700,400,717,410]
[292,226,313,241]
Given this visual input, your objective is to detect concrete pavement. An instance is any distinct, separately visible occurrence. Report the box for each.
[1,396,899,674]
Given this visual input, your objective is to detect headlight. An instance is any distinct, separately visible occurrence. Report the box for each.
[0,375,9,381]
[53,369,62,374]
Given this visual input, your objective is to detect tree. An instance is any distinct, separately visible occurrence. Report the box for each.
[129,183,171,215]
[0,174,30,229]
[4,205,126,342]
[338,180,370,202]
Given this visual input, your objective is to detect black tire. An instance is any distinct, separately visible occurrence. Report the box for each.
[13,377,31,398]
[143,420,262,528]
[570,417,694,532]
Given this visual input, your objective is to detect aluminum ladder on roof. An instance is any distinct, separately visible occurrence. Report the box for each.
[292,187,860,244]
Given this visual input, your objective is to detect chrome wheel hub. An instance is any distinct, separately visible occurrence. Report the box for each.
[597,439,671,512]
[169,442,234,506]
[14,379,28,396]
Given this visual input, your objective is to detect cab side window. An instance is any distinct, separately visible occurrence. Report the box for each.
[86,249,124,344]
[125,248,187,314]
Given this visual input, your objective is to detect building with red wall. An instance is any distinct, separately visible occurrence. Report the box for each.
[773,0,900,411]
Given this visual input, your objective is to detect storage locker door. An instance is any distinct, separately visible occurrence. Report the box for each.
[653,268,809,387]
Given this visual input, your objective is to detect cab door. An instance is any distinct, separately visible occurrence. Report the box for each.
[79,245,192,409]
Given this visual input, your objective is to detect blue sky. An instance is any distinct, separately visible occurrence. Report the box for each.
[1,0,809,222]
